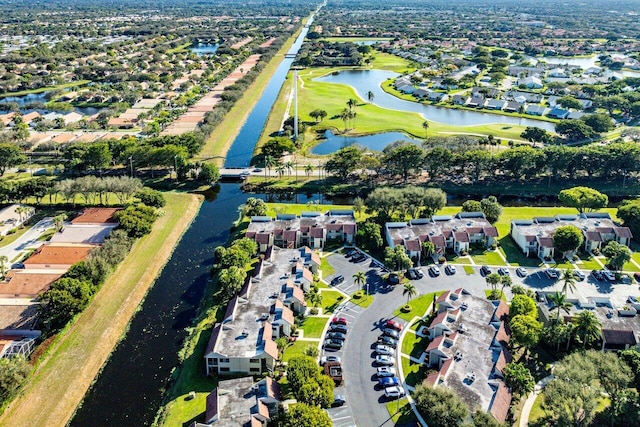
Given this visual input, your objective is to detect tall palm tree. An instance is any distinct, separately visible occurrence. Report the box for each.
[284,161,293,177]
[276,164,285,178]
[422,120,430,140]
[500,275,513,297]
[353,271,366,291]
[347,98,357,111]
[561,269,577,296]
[349,110,357,129]
[403,282,417,304]
[367,91,375,103]
[573,310,601,348]
[340,108,350,131]
[264,155,276,181]
[547,292,572,324]
[304,164,314,177]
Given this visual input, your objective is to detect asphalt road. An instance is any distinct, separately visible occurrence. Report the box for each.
[0,218,54,263]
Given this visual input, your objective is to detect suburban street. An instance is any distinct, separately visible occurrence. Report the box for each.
[321,250,639,427]
[0,218,54,264]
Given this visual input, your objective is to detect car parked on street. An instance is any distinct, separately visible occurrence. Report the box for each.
[382,328,400,339]
[330,275,345,286]
[376,367,397,377]
[384,386,406,399]
[497,267,510,276]
[323,339,342,350]
[332,317,348,326]
[345,249,358,258]
[352,253,367,262]
[327,332,346,341]
[406,269,418,280]
[480,265,491,276]
[330,323,348,334]
[375,355,395,366]
[375,345,394,356]
[545,268,559,280]
[385,319,403,331]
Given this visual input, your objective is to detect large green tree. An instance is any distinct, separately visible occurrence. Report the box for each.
[413,384,469,427]
[382,142,424,182]
[0,143,26,176]
[325,146,362,180]
[558,186,608,213]
[279,403,332,427]
[602,241,632,270]
[384,245,412,271]
[509,294,538,319]
[356,221,383,251]
[617,198,640,240]
[503,362,535,397]
[0,357,31,405]
[509,314,542,350]
[552,225,584,258]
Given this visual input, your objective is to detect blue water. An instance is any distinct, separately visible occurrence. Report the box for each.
[0,92,102,115]
[313,129,422,154]
[224,18,312,167]
[316,69,557,132]
[190,43,219,56]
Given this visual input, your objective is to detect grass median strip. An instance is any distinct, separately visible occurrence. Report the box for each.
[0,192,201,427]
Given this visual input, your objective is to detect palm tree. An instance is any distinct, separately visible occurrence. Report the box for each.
[276,164,285,178]
[307,289,323,308]
[284,161,294,177]
[0,255,8,280]
[561,269,577,296]
[264,155,276,181]
[304,164,314,177]
[500,275,513,297]
[573,310,601,348]
[421,241,435,263]
[340,108,350,131]
[403,282,417,304]
[547,292,572,324]
[349,110,357,129]
[367,90,375,103]
[53,213,67,232]
[353,271,366,292]
[347,98,357,111]
[422,120,430,140]
[485,273,501,298]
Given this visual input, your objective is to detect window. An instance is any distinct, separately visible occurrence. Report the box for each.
[210,358,218,366]
[220,367,230,372]
[250,367,260,372]
[220,358,230,363]
[249,358,260,363]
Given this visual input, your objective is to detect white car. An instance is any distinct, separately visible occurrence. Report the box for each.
[377,366,397,377]
[516,267,527,277]
[602,269,616,281]
[384,386,406,399]
[375,344,394,356]
[320,356,341,366]
[376,355,395,366]
[445,264,456,275]
[545,268,559,279]
[428,265,441,276]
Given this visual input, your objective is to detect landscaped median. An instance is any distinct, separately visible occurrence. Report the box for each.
[0,192,201,427]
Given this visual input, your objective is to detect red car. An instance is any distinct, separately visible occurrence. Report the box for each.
[332,317,348,326]
[386,319,403,331]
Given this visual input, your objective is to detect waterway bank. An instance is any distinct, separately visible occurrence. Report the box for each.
[0,192,202,427]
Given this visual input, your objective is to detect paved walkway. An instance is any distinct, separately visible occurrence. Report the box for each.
[0,218,54,263]
[519,375,554,427]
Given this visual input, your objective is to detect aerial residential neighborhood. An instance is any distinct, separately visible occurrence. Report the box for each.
[2,0,640,427]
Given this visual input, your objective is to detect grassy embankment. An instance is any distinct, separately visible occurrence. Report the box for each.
[0,192,201,427]
[199,24,306,166]
[0,80,91,98]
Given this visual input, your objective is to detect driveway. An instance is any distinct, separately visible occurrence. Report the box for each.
[322,256,634,426]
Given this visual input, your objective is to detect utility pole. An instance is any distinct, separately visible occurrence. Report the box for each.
[129,156,134,178]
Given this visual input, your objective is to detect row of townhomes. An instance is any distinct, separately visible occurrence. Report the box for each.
[384,211,632,262]
[0,207,120,359]
[204,246,319,376]
[385,212,499,262]
[420,289,513,424]
[246,210,357,252]
[510,212,633,259]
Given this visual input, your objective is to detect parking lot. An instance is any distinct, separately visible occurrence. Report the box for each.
[320,250,638,426]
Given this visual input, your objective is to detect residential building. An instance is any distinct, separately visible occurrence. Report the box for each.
[525,105,548,116]
[518,76,543,89]
[548,107,570,119]
[246,211,357,251]
[420,289,512,424]
[485,99,508,110]
[23,243,96,270]
[385,212,498,262]
[204,247,312,376]
[0,271,64,298]
[510,213,632,259]
[203,376,280,426]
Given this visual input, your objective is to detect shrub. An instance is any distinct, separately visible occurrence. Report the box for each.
[353,291,364,299]
[401,304,411,312]
[438,256,446,263]
[310,308,319,315]
[134,187,165,208]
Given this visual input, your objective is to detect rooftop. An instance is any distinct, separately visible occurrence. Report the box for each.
[71,207,120,224]
[24,243,96,267]
[208,377,271,426]
[0,303,38,330]
[247,210,356,235]
[0,271,63,297]
[386,212,497,243]
[50,224,117,244]
[512,213,631,240]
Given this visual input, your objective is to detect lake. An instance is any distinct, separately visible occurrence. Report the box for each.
[190,43,219,56]
[312,129,422,154]
[316,70,556,132]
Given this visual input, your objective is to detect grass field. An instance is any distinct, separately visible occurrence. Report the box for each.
[320,289,344,313]
[300,316,329,338]
[385,397,417,425]
[393,292,438,321]
[401,330,430,360]
[0,80,91,98]
[282,340,316,362]
[0,192,201,427]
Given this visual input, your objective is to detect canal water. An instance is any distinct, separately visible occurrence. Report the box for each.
[68,14,315,427]
[312,129,423,154]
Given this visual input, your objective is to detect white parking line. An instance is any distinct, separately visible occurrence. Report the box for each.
[331,416,353,421]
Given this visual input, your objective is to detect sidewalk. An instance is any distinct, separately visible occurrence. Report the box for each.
[519,375,553,427]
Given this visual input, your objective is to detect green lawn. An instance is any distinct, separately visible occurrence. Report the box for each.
[320,289,344,313]
[528,391,610,426]
[299,316,328,338]
[463,265,475,275]
[623,260,640,272]
[401,355,430,388]
[350,291,374,308]
[393,292,438,321]
[282,340,317,362]
[264,202,356,217]
[401,330,430,360]
[320,256,335,277]
[484,290,507,301]
[385,397,417,425]
[470,249,507,266]
[499,237,543,267]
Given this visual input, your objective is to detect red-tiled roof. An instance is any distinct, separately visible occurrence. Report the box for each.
[343,224,356,235]
[256,233,271,244]
[436,291,450,303]
[291,285,305,304]
[494,300,509,321]
[310,227,324,238]
[537,237,554,248]
[205,323,221,356]
[430,311,448,327]
[596,227,615,234]
[615,227,633,239]
[427,335,445,351]
[429,235,446,248]
[283,230,297,242]
[453,231,470,243]
[404,239,421,252]
[425,371,440,386]
[484,226,499,238]
[264,376,281,400]
[490,382,512,423]
[71,207,120,224]
[264,338,279,359]
[495,322,511,346]
[0,272,62,297]
[495,348,512,375]
[466,227,483,234]
[24,244,94,266]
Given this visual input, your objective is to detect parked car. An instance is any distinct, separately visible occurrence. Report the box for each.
[574,270,586,281]
[545,268,559,279]
[375,355,395,366]
[428,265,441,276]
[375,344,394,356]
[634,272,640,282]
[387,273,400,285]
[345,249,358,257]
[384,386,406,399]
[592,270,604,281]
[323,339,342,350]
[330,275,345,286]
[330,323,348,334]
[602,269,616,281]
[480,265,491,276]
[516,267,527,277]
[320,356,341,366]
[497,267,510,276]
[377,336,398,348]
[406,269,418,280]
[332,317,348,326]
[445,264,456,275]
[331,395,346,407]
[385,319,403,331]
[382,328,400,339]
[352,253,367,262]
[326,332,346,341]
[376,366,397,377]
[378,376,400,387]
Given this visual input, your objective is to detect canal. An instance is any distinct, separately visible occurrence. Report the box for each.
[68,11,316,427]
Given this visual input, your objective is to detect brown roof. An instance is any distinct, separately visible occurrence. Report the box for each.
[484,226,499,238]
[429,235,446,248]
[205,323,222,356]
[602,329,637,346]
[595,227,615,234]
[245,231,256,239]
[71,207,120,224]
[453,231,470,243]
[430,311,448,327]
[615,227,633,239]
[205,389,219,424]
[436,291,450,303]
[256,233,271,244]
[494,300,510,321]
[302,268,314,283]
[495,348,512,375]
[291,285,305,304]
[404,239,421,252]
[537,237,554,248]
[427,335,445,351]
[310,227,324,238]
[525,235,537,242]
[495,322,511,346]
[264,377,281,400]
[466,227,483,234]
[325,223,343,232]
[585,231,603,242]
[0,272,62,297]
[490,382,512,423]
[263,338,279,359]
[258,399,269,418]
[24,244,94,266]
[302,247,321,265]
[283,230,297,242]
[343,224,356,235]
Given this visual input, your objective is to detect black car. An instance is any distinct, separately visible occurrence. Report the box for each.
[382,328,400,339]
[406,269,418,280]
[345,249,357,257]
[326,332,346,341]
[331,395,346,407]
[480,265,491,276]
[352,253,367,262]
[330,324,348,334]
[330,275,345,286]
[323,339,343,350]
[377,335,398,348]
[591,270,604,281]
[387,273,400,285]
